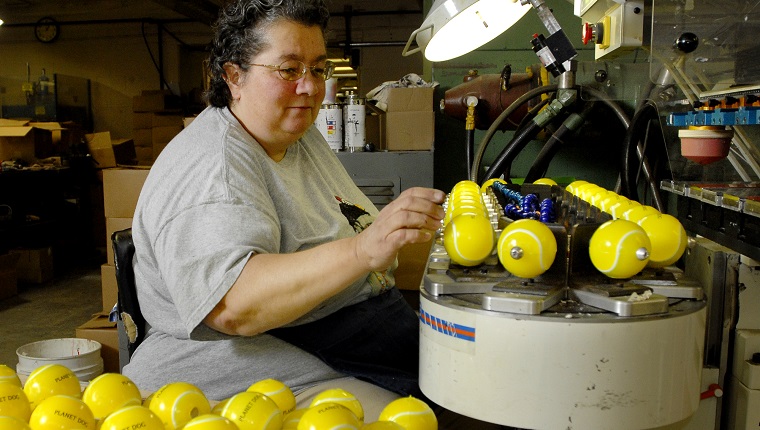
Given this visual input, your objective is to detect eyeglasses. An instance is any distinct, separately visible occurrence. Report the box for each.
[248,59,335,81]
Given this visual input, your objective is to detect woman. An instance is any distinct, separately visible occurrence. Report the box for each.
[122,0,445,421]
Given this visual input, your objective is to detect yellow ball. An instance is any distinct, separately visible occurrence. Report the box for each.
[0,364,22,387]
[310,388,364,424]
[211,397,229,415]
[452,180,480,194]
[28,394,96,430]
[443,213,494,266]
[532,178,557,186]
[497,219,557,278]
[82,372,142,420]
[297,403,361,430]
[283,408,308,430]
[361,421,405,429]
[638,213,688,268]
[0,415,32,430]
[144,381,211,430]
[622,204,660,223]
[0,381,32,422]
[480,178,507,194]
[565,180,589,195]
[219,391,283,430]
[589,219,651,279]
[23,364,81,410]
[378,396,437,430]
[100,405,165,430]
[609,199,640,219]
[247,378,296,414]
[184,414,240,430]
[599,193,626,214]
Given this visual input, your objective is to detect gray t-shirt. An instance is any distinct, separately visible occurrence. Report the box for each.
[122,106,396,400]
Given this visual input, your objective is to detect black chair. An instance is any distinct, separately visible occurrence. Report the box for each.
[111,228,146,360]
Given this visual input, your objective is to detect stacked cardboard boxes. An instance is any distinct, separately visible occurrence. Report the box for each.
[381,87,435,151]
[76,166,149,373]
[132,90,183,165]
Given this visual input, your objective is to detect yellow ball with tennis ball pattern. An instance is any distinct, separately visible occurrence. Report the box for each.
[82,372,142,421]
[282,408,308,430]
[497,219,557,278]
[589,219,651,279]
[184,414,240,430]
[219,391,283,430]
[23,364,81,411]
[144,381,211,430]
[378,396,437,430]
[248,378,296,414]
[361,421,405,429]
[310,388,364,424]
[0,364,22,387]
[443,213,494,267]
[28,394,96,430]
[532,178,557,186]
[565,180,589,195]
[100,405,165,430]
[298,403,361,430]
[622,204,660,224]
[638,213,688,268]
[0,381,32,422]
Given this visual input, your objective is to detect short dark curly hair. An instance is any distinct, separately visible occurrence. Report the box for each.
[204,0,330,108]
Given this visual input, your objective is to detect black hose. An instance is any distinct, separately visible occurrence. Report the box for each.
[482,120,543,181]
[524,101,596,183]
[470,84,559,182]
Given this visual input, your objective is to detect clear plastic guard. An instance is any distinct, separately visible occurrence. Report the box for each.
[649,0,760,99]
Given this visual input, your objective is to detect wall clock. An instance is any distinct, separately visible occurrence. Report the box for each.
[35,17,60,43]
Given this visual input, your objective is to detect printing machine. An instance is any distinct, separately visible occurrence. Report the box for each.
[406,0,760,428]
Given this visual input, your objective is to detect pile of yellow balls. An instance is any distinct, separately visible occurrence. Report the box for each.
[0,363,438,430]
[566,180,688,279]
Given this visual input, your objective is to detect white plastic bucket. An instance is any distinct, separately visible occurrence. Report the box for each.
[16,338,104,382]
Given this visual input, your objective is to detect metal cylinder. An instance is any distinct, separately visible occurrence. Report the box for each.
[343,91,366,152]
[315,103,343,152]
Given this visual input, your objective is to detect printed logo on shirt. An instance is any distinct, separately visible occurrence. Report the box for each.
[334,195,391,295]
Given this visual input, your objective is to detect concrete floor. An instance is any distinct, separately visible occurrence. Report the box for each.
[0,265,103,369]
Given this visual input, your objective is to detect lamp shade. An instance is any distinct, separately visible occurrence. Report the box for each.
[403,0,531,62]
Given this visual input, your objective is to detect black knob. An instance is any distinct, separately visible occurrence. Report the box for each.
[674,32,699,53]
[595,70,608,83]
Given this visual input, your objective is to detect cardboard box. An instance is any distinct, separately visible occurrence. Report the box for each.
[75,313,120,374]
[103,168,150,218]
[112,138,137,166]
[133,128,152,148]
[101,264,118,312]
[11,247,54,284]
[384,87,434,112]
[106,217,133,266]
[135,147,153,164]
[380,87,435,151]
[152,114,184,128]
[132,90,182,113]
[152,125,182,146]
[395,238,433,291]
[0,252,20,300]
[0,124,55,163]
[133,112,153,130]
[85,132,117,169]
[384,111,434,151]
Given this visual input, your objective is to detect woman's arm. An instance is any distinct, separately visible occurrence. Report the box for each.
[203,187,445,336]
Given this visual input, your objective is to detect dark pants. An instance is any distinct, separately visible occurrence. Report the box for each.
[269,287,422,397]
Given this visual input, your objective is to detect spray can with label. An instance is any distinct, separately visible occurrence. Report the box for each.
[315,103,343,152]
[343,91,366,152]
